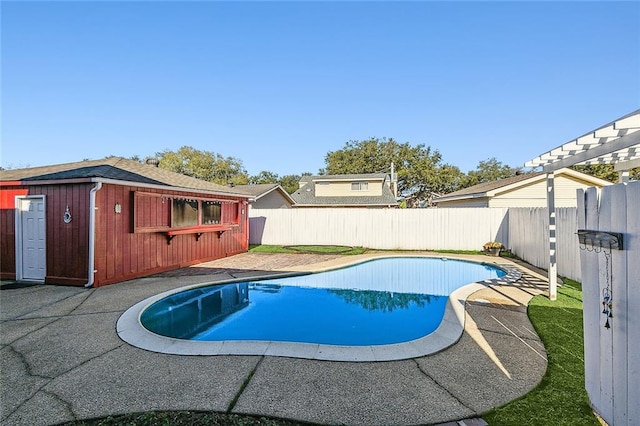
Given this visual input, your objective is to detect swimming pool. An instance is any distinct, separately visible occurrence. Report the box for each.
[117,255,521,361]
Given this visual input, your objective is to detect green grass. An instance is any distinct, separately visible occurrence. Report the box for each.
[248,244,367,255]
[62,411,312,426]
[483,279,599,425]
[430,249,484,255]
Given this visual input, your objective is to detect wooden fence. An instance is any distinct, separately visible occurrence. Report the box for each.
[249,208,510,251]
[579,182,639,426]
[508,207,581,281]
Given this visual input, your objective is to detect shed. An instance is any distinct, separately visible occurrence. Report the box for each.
[433,168,611,208]
[0,157,250,287]
[233,184,295,209]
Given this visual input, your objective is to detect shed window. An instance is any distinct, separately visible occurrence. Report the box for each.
[351,182,368,191]
[202,201,222,225]
[172,199,199,227]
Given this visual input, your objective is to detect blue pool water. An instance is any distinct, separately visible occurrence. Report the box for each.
[140,257,506,346]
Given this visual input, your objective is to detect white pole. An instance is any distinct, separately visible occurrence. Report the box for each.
[547,172,557,300]
[390,161,397,197]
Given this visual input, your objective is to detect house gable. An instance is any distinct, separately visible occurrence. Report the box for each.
[291,173,397,207]
[434,168,612,208]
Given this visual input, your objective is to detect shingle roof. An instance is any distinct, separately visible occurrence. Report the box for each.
[438,172,544,199]
[305,173,388,181]
[232,183,280,197]
[0,157,244,196]
[232,184,296,205]
[433,168,612,203]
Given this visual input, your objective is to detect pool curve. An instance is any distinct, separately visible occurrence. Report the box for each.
[116,254,521,362]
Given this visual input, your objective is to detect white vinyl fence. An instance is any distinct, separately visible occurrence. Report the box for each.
[508,207,582,281]
[251,206,583,280]
[579,182,639,426]
[249,208,510,251]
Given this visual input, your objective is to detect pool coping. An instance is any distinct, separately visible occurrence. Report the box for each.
[116,254,521,362]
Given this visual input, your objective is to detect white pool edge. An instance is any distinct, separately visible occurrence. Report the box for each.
[116,256,521,362]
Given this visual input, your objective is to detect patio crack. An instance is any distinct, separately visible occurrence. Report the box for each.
[6,288,93,322]
[2,345,54,422]
[6,344,53,380]
[227,355,264,413]
[413,359,477,416]
[41,388,77,421]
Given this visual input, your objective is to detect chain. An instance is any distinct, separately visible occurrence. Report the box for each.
[602,249,612,329]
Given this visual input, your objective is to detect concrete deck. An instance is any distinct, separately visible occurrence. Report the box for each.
[1,252,549,426]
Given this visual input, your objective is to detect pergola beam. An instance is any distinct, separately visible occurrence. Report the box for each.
[614,157,640,171]
[525,109,640,301]
[540,131,640,172]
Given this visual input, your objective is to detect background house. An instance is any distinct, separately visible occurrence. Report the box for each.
[291,173,398,208]
[0,157,249,287]
[432,168,611,208]
[233,184,295,209]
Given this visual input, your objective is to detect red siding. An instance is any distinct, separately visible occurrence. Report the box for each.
[0,183,92,284]
[0,182,249,287]
[0,187,29,278]
[92,184,248,287]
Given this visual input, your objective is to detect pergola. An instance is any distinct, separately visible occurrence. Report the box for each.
[525,109,640,300]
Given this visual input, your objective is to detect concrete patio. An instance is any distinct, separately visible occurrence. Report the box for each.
[1,252,549,426]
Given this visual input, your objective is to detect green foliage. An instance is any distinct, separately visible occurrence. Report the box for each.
[572,164,618,183]
[248,245,366,255]
[483,279,599,425]
[156,146,249,185]
[63,411,309,425]
[250,170,280,185]
[330,289,434,312]
[572,164,640,183]
[461,157,521,189]
[324,137,464,200]
[247,172,307,194]
[278,174,303,194]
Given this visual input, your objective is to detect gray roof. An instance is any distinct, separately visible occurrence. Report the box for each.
[291,180,397,207]
[0,157,245,196]
[232,183,280,197]
[232,183,295,204]
[303,173,388,182]
[436,172,544,200]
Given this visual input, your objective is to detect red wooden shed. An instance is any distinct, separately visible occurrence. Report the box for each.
[0,157,249,287]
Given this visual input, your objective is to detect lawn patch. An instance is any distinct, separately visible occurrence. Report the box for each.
[483,279,599,425]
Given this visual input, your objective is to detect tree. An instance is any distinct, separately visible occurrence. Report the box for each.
[324,137,463,200]
[571,164,640,183]
[461,158,520,188]
[278,174,303,194]
[156,146,249,186]
[250,171,280,185]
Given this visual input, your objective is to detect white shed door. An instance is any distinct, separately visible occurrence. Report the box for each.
[18,197,46,281]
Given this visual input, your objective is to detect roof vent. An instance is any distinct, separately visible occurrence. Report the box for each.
[145,158,160,167]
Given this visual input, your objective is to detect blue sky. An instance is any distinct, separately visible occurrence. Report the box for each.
[2,1,639,176]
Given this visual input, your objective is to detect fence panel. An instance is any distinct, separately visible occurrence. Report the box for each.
[249,208,509,251]
[579,181,639,426]
[508,207,581,281]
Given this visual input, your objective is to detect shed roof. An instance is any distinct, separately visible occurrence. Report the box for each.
[433,168,611,203]
[232,183,296,204]
[0,157,246,197]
